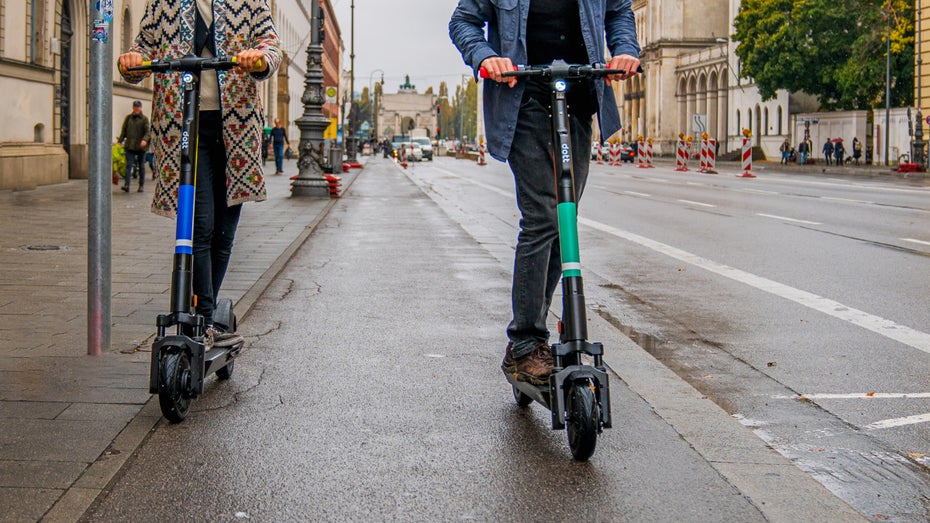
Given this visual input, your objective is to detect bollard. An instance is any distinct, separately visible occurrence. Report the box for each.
[739,137,756,178]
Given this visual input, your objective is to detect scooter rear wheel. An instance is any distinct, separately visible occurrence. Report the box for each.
[512,385,533,407]
[158,350,192,423]
[216,359,234,380]
[566,381,599,461]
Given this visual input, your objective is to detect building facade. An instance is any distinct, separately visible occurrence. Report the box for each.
[0,0,337,190]
[378,76,437,140]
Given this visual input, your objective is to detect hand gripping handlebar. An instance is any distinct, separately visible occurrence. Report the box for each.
[126,55,263,74]
[478,61,643,80]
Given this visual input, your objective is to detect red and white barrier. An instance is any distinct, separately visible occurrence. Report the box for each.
[701,139,718,174]
[477,140,487,166]
[596,142,604,164]
[675,140,689,171]
[608,142,620,166]
[644,141,654,168]
[739,137,756,178]
[637,141,646,168]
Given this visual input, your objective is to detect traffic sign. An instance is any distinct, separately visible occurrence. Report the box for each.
[325,86,337,104]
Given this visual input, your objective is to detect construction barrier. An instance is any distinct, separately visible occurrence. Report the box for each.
[637,141,647,168]
[477,140,487,166]
[700,139,718,174]
[324,174,342,198]
[607,142,617,166]
[675,140,689,171]
[644,141,654,168]
[596,142,604,165]
[739,137,756,178]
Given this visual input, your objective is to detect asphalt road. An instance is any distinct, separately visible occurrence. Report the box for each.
[81,158,813,522]
[401,157,930,521]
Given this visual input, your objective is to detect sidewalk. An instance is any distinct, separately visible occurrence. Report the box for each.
[0,160,356,522]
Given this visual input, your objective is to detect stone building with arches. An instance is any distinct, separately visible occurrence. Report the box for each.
[0,0,334,190]
[604,0,793,159]
[378,76,437,140]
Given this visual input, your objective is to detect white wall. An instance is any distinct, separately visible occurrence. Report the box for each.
[0,77,54,142]
[873,108,912,165]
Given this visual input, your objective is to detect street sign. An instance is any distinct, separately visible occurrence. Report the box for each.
[691,114,707,134]
[325,86,337,104]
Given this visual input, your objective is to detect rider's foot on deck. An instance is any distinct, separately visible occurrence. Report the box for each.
[502,341,553,386]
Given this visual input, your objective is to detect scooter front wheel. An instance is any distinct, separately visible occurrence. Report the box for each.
[158,350,192,423]
[566,381,599,461]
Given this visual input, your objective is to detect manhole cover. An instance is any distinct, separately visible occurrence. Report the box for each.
[21,245,70,252]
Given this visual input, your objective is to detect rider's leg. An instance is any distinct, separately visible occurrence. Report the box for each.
[506,98,593,360]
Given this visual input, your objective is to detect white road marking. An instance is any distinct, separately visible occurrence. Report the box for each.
[864,413,930,430]
[624,191,652,198]
[821,196,874,205]
[756,213,821,225]
[901,238,930,247]
[438,166,930,356]
[741,188,780,195]
[775,393,930,400]
[678,199,716,208]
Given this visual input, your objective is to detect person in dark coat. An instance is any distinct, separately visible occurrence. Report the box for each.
[822,138,834,166]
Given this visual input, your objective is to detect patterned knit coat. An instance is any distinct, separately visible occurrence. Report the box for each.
[121,0,280,218]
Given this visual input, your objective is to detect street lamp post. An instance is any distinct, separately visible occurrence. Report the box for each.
[885,1,892,166]
[913,7,926,169]
[369,69,384,140]
[291,2,331,197]
[345,0,358,163]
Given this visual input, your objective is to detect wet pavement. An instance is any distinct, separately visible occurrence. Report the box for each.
[75,157,864,521]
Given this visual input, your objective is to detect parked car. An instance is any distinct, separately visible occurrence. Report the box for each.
[411,137,433,160]
[400,142,423,162]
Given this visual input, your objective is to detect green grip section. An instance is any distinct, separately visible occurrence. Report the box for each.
[557,202,581,277]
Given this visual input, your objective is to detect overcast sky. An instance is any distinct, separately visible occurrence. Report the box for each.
[329,0,473,95]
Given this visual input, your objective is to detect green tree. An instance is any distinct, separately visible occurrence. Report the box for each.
[733,0,913,110]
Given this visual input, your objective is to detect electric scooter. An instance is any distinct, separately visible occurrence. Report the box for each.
[481,60,638,460]
[128,56,249,423]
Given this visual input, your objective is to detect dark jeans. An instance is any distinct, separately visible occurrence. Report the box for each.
[273,142,285,172]
[193,111,242,326]
[124,150,145,188]
[506,97,593,359]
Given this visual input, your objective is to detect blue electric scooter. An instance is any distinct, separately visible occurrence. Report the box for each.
[128,56,246,422]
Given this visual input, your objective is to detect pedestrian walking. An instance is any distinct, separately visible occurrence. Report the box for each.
[779,138,791,165]
[852,137,862,165]
[261,126,271,166]
[797,138,809,164]
[116,100,151,192]
[823,138,834,166]
[271,118,289,174]
[833,138,845,166]
[450,0,640,385]
[118,0,280,345]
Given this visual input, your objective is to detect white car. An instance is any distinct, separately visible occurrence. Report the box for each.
[411,137,433,160]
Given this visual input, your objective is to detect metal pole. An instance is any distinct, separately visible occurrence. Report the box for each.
[291,1,331,197]
[885,1,891,166]
[345,0,357,162]
[913,7,926,169]
[87,4,113,355]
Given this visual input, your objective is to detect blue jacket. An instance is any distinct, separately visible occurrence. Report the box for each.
[449,0,640,161]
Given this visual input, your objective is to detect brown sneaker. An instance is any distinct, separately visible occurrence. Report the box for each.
[502,342,553,386]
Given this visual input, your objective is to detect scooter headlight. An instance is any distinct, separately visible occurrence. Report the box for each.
[554,79,568,92]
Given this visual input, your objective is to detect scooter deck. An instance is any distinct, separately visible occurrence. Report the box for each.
[503,368,551,408]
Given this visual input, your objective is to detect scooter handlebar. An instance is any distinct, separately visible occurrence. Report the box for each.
[478,62,643,80]
[127,55,262,74]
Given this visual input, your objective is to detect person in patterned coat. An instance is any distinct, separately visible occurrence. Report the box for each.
[118,0,280,344]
